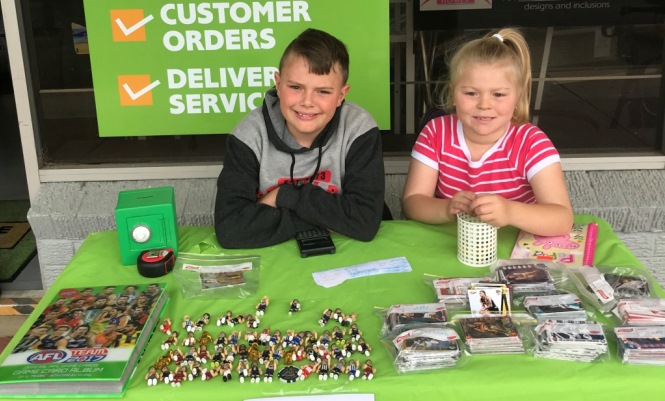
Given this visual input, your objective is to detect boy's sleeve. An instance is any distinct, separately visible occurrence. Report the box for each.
[214,135,315,249]
[277,128,385,241]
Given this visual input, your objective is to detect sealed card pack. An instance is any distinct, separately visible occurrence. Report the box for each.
[389,326,464,372]
[459,315,524,354]
[381,303,448,335]
[524,293,587,321]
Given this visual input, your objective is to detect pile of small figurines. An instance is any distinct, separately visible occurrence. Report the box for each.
[145,296,377,387]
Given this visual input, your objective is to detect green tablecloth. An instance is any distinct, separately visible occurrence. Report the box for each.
[2,216,663,401]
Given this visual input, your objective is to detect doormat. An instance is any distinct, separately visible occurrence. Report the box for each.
[0,201,37,282]
[0,222,31,249]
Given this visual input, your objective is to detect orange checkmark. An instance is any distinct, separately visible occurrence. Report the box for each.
[111,9,151,42]
[118,75,157,106]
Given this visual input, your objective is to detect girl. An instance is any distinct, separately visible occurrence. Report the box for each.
[402,28,573,236]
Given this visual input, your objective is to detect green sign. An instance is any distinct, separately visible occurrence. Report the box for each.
[83,1,390,137]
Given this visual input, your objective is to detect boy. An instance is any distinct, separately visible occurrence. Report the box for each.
[214,28,385,248]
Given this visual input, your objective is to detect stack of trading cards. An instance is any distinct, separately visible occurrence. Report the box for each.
[382,303,448,334]
[533,320,608,362]
[495,263,556,294]
[524,293,587,322]
[468,284,511,315]
[392,327,462,372]
[459,316,524,354]
[603,273,650,298]
[614,326,665,365]
[433,277,478,304]
[615,298,665,325]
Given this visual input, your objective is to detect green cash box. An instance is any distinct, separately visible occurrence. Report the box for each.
[115,186,178,265]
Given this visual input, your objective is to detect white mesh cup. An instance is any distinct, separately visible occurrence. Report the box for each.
[457,212,498,267]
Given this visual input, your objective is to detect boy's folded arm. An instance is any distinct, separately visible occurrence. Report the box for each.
[214,137,311,248]
[277,130,385,241]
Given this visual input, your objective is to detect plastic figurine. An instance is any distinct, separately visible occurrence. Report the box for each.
[221,361,233,382]
[269,329,281,347]
[259,345,272,365]
[343,338,354,356]
[184,346,198,365]
[256,295,269,316]
[332,326,345,344]
[264,359,277,382]
[349,323,362,342]
[246,313,260,329]
[289,298,301,315]
[281,329,295,348]
[145,366,159,386]
[161,331,179,350]
[228,330,240,346]
[171,366,187,387]
[182,331,197,347]
[160,365,174,384]
[298,361,319,380]
[356,338,372,357]
[172,348,185,366]
[331,344,345,360]
[195,313,210,331]
[214,331,227,350]
[249,361,262,383]
[154,352,173,370]
[319,308,333,326]
[217,310,233,326]
[245,329,258,345]
[361,359,375,380]
[237,360,249,383]
[331,358,345,380]
[201,366,219,381]
[247,342,261,361]
[159,318,172,335]
[182,315,195,332]
[229,314,245,327]
[211,348,225,368]
[197,344,211,364]
[318,330,331,349]
[199,330,213,347]
[341,312,357,327]
[258,327,271,346]
[189,361,202,381]
[282,346,296,365]
[236,343,249,362]
[347,359,360,380]
[318,357,330,380]
[332,308,344,324]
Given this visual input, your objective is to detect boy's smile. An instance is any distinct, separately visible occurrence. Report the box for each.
[274,55,349,148]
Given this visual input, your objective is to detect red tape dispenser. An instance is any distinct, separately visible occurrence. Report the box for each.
[137,248,175,278]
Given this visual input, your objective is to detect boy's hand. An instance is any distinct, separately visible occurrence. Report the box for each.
[257,187,279,208]
[449,191,476,216]
[470,194,511,227]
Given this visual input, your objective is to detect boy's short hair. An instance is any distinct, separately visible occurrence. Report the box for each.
[278,28,350,84]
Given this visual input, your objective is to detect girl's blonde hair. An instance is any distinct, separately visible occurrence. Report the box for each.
[441,28,532,124]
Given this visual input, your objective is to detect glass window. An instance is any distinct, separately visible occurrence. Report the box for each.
[20,0,665,166]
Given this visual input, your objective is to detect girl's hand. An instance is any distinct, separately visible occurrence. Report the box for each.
[470,194,512,227]
[449,191,476,216]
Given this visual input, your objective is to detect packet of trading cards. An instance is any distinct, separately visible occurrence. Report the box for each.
[533,320,608,363]
[388,326,465,373]
[432,277,483,304]
[458,315,525,354]
[174,253,260,299]
[380,303,448,336]
[491,259,561,294]
[467,284,511,316]
[614,326,665,365]
[524,293,587,322]
[615,298,665,326]
[565,266,617,313]
[603,273,651,299]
